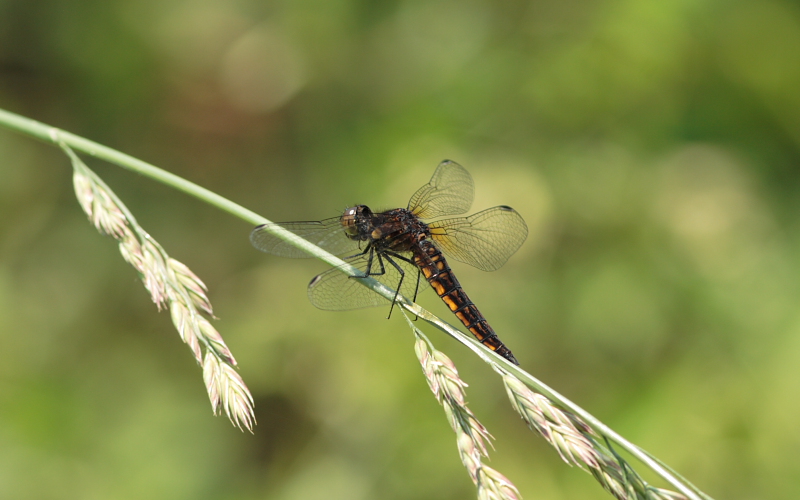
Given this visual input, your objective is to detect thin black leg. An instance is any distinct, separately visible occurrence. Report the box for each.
[381,254,406,319]
[382,251,424,318]
[368,252,387,278]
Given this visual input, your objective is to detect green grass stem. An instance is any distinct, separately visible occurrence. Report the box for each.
[0,106,708,500]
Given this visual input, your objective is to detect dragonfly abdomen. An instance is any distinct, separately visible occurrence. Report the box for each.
[413,240,519,365]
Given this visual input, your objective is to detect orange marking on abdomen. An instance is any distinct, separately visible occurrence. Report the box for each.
[413,240,519,365]
[469,327,487,342]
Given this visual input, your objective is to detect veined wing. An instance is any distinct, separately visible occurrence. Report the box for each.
[407,160,474,219]
[250,217,360,258]
[428,206,528,272]
[308,252,427,310]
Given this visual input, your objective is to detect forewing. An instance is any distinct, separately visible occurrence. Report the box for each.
[407,160,474,219]
[250,217,360,258]
[308,252,428,310]
[428,206,528,271]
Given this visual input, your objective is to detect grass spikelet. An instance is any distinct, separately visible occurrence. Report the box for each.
[59,140,255,432]
[141,238,169,309]
[168,258,214,315]
[499,368,687,500]
[168,295,202,363]
[407,301,693,500]
[203,352,255,432]
[477,466,522,500]
[408,314,520,499]
[72,169,94,215]
[91,187,128,238]
[501,373,599,469]
[197,316,236,365]
[118,226,146,272]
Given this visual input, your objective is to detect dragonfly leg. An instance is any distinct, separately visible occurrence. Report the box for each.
[349,248,393,310]
[384,251,422,320]
[358,247,375,278]
[411,268,421,320]
[344,244,374,278]
[357,248,386,278]
[381,254,406,319]
[383,252,417,274]
[348,245,387,282]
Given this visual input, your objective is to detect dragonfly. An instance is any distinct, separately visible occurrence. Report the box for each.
[250,160,528,364]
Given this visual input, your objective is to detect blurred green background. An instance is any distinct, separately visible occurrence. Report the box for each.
[2,0,799,498]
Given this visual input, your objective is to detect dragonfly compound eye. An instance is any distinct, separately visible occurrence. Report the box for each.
[341,206,359,236]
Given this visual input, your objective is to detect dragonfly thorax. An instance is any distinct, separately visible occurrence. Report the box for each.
[370,207,431,253]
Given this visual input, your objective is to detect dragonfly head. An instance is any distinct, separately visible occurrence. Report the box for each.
[341,205,372,238]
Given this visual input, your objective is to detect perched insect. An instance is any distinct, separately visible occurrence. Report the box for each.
[251,160,527,364]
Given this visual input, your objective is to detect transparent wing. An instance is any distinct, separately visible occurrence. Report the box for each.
[407,160,474,219]
[308,252,428,310]
[250,217,360,258]
[428,206,528,271]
